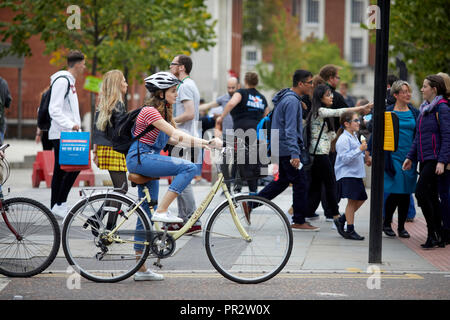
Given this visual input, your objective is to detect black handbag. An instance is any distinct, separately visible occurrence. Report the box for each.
[302,121,325,171]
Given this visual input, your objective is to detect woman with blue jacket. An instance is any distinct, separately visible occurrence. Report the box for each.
[403,75,450,249]
[381,80,419,238]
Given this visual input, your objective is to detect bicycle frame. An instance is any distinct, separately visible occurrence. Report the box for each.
[152,172,251,241]
[92,172,251,246]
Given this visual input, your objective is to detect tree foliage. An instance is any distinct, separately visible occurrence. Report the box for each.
[388,0,450,84]
[0,0,216,82]
[255,7,352,91]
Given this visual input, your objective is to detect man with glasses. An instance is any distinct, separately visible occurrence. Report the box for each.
[169,54,202,234]
[247,69,320,231]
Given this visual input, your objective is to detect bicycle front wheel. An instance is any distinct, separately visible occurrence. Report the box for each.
[205,195,292,284]
[0,198,60,277]
[62,193,151,283]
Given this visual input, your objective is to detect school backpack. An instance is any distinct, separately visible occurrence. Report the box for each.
[37,75,71,130]
[111,106,155,155]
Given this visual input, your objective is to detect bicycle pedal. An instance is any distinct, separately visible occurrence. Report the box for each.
[153,261,163,269]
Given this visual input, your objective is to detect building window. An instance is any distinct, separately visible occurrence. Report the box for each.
[292,0,301,17]
[351,37,363,64]
[306,0,319,23]
[351,0,364,24]
[246,50,257,64]
[360,73,366,84]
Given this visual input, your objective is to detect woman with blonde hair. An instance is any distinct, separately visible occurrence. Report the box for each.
[93,70,128,190]
[86,70,129,236]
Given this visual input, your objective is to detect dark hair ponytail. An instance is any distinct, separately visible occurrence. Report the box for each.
[331,111,358,152]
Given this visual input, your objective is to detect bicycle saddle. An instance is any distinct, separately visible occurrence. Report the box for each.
[128,173,160,187]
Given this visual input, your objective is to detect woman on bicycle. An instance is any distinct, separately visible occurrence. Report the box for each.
[127,72,222,222]
[127,72,222,280]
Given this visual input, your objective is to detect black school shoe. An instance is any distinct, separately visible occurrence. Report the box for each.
[345,230,365,240]
[334,219,348,239]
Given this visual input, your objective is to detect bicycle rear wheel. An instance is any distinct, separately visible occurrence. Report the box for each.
[62,193,151,283]
[0,197,60,277]
[205,195,292,284]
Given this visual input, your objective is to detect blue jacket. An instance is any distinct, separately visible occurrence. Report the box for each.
[407,99,450,164]
[271,88,303,159]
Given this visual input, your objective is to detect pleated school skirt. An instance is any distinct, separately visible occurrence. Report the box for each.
[96,145,127,172]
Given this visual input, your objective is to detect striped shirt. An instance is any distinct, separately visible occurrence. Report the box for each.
[133,106,163,145]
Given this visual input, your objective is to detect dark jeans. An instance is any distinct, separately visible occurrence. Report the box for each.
[257,156,308,224]
[415,160,442,236]
[50,139,80,209]
[320,151,338,217]
[438,168,450,230]
[306,154,340,217]
[384,193,410,231]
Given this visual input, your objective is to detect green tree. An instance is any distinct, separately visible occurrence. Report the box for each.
[255,8,352,91]
[388,0,450,85]
[0,0,216,129]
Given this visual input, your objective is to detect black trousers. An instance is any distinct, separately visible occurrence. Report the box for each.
[306,154,340,217]
[258,156,308,224]
[415,160,443,236]
[50,139,80,209]
[384,193,410,231]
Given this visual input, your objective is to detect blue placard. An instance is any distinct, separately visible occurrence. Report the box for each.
[59,131,90,165]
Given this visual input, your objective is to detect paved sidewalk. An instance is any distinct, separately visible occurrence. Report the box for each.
[2,139,450,275]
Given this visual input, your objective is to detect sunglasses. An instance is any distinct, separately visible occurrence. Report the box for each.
[351,119,360,123]
[170,62,181,66]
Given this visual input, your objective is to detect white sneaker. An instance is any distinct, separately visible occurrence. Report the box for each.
[52,203,68,219]
[133,269,164,281]
[151,210,183,223]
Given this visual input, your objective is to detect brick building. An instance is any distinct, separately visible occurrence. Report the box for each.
[241,0,376,101]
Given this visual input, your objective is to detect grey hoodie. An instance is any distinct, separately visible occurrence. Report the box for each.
[271,88,303,159]
[48,70,81,140]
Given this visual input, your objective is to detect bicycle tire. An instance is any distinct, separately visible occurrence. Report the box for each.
[62,193,151,283]
[205,195,293,284]
[0,197,60,277]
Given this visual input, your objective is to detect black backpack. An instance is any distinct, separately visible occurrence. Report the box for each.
[111,106,155,156]
[37,75,71,130]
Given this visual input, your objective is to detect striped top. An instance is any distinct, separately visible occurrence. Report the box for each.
[133,106,163,145]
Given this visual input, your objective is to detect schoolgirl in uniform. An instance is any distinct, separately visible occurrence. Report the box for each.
[331,111,368,240]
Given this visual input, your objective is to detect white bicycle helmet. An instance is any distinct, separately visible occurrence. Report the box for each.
[144,72,181,93]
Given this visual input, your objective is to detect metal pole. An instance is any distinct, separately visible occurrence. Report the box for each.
[17,67,23,139]
[369,0,390,264]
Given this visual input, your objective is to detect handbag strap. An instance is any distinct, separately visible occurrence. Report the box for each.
[312,121,326,155]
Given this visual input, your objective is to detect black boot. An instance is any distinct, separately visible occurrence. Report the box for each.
[421,232,443,249]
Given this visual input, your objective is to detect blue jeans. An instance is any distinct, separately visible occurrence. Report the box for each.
[126,138,197,251]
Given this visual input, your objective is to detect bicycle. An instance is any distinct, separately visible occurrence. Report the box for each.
[62,144,293,284]
[0,144,61,277]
